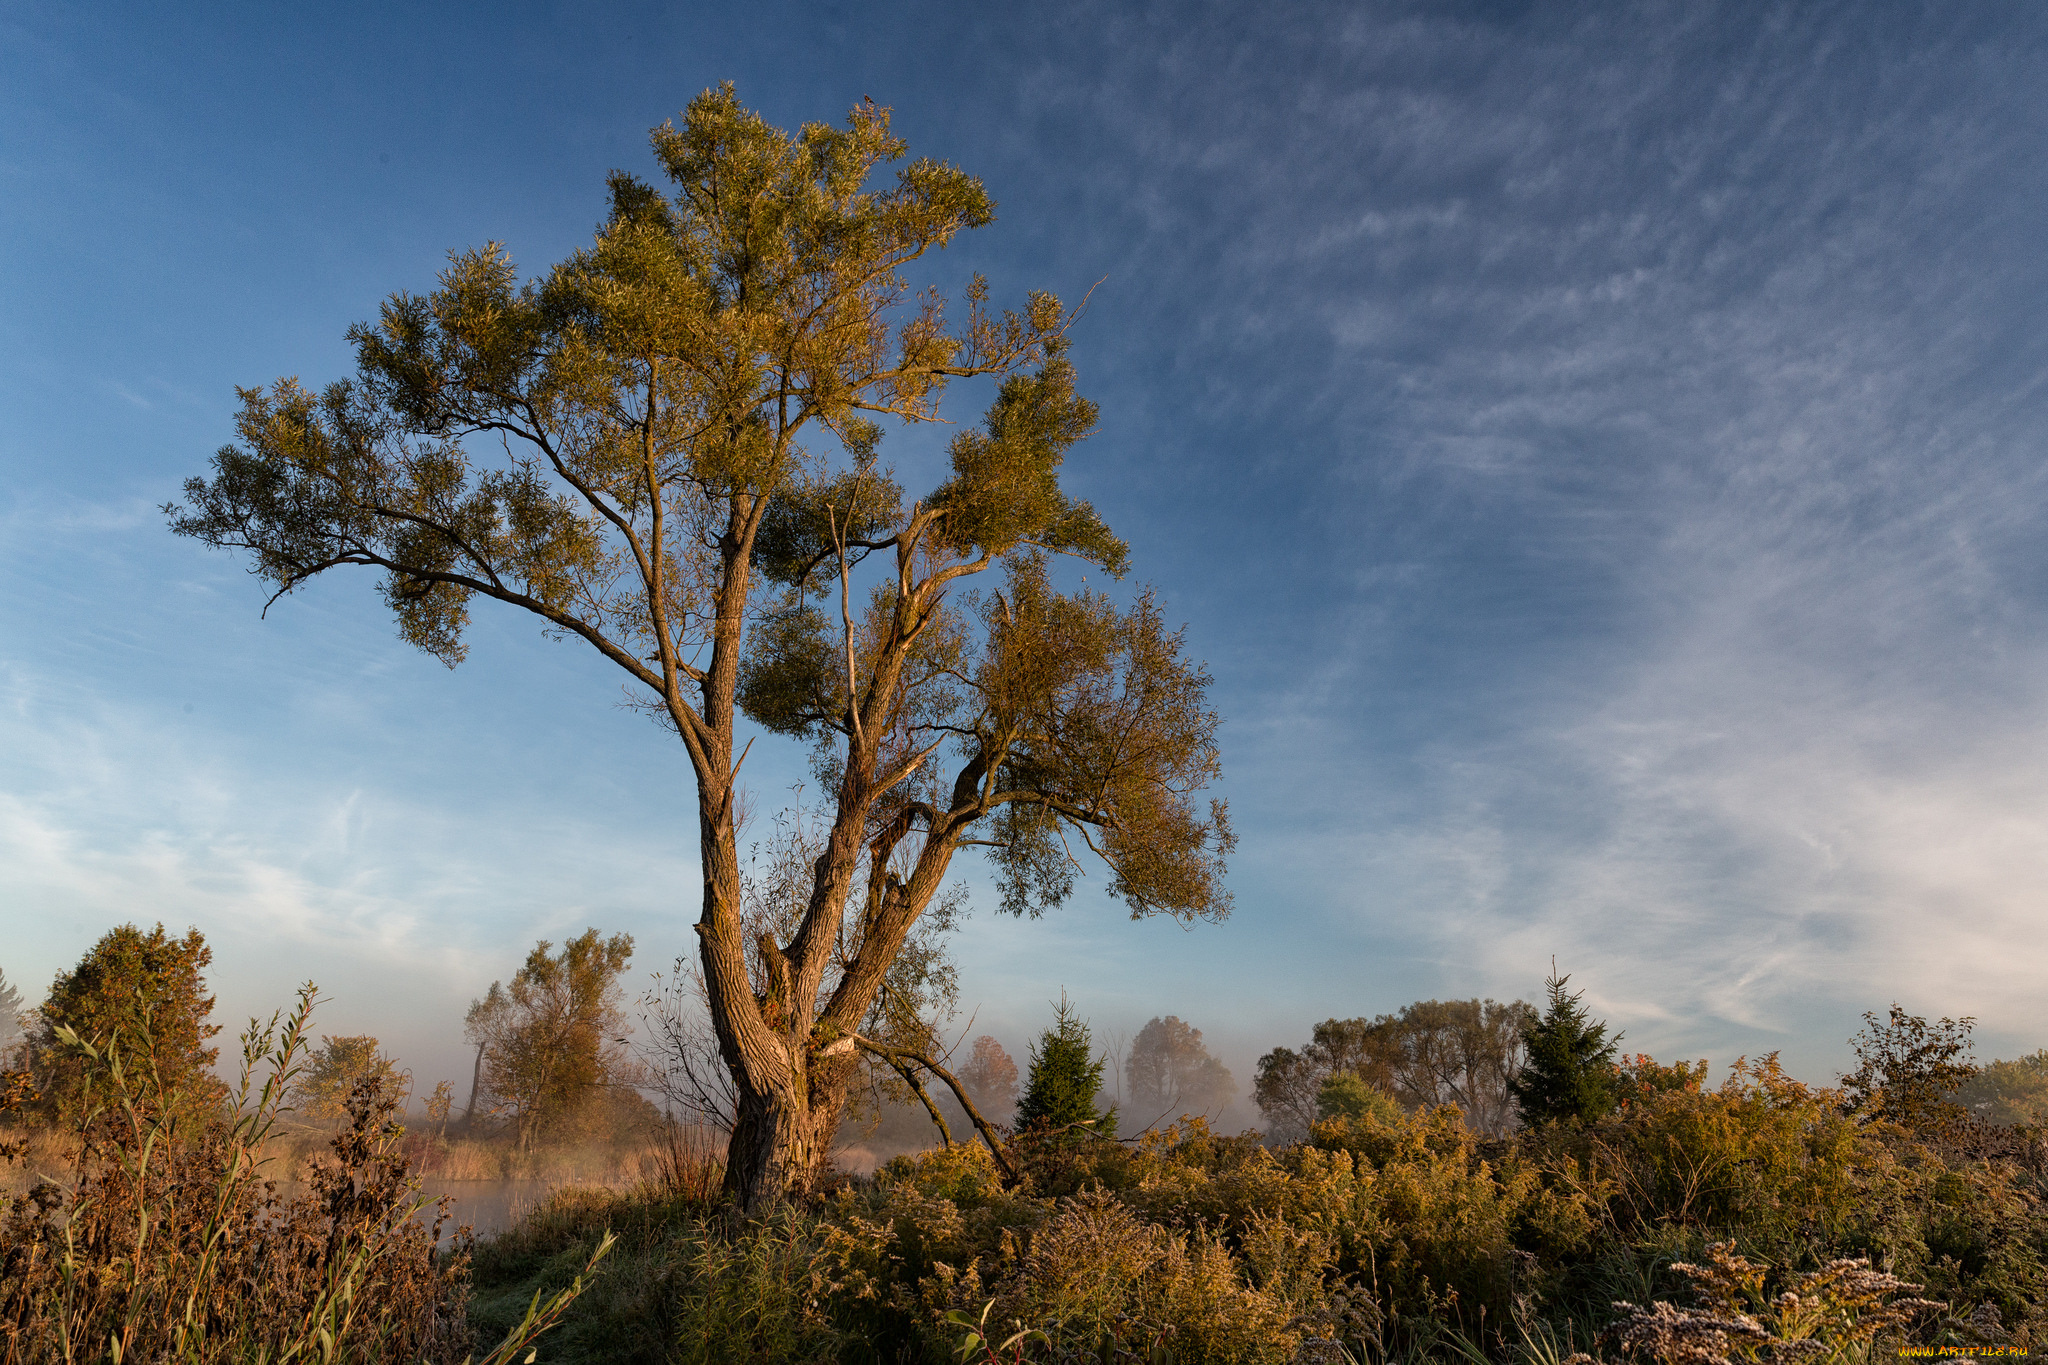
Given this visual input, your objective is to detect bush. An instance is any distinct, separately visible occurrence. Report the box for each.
[0,985,603,1365]
[1317,1073,1403,1126]
[451,1050,2045,1365]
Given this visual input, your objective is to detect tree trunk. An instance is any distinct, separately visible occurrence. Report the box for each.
[722,1087,824,1209]
[719,1060,855,1210]
[464,1040,486,1124]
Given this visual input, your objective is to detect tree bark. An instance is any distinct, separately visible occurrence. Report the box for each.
[720,1062,853,1207]
[464,1040,486,1125]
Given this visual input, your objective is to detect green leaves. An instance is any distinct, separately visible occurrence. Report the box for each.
[976,557,1231,923]
[931,358,1127,575]
[1509,969,1621,1127]
[751,463,904,591]
[736,602,837,736]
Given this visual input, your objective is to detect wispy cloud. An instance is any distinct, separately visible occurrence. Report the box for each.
[6,0,2048,1095]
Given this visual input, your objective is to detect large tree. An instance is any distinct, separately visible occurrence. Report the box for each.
[169,85,1231,1206]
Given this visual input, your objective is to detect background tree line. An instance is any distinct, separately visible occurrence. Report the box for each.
[6,927,2046,1163]
[0,922,655,1158]
[1253,995,1534,1141]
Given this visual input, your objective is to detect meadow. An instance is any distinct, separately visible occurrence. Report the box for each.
[5,984,2042,1364]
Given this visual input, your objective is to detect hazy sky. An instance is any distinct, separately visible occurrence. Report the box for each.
[6,0,2046,1105]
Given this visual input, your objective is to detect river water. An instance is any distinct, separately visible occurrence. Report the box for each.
[264,1178,624,1241]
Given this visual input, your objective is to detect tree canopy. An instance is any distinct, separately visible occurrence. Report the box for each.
[28,924,224,1123]
[169,84,1230,1206]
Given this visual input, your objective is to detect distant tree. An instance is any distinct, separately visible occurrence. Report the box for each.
[1508,969,1620,1128]
[1252,1048,1315,1142]
[1841,1003,1978,1139]
[1382,998,1533,1134]
[295,1035,404,1123]
[424,1079,455,1138]
[1017,996,1114,1137]
[959,1035,1019,1116]
[1254,997,1533,1142]
[1125,1015,1234,1125]
[462,982,512,1123]
[478,930,636,1151]
[0,968,25,1067]
[1956,1049,2048,1127]
[1316,1073,1403,1126]
[28,924,225,1124]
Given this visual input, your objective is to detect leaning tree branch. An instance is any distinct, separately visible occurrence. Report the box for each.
[845,1033,1019,1184]
[885,1056,953,1147]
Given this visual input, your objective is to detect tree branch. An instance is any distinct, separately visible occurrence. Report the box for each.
[849,1033,1018,1184]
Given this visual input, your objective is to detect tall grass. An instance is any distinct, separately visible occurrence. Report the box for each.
[460,1078,2044,1365]
[0,985,607,1364]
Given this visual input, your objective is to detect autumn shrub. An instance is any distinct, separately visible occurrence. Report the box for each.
[446,1051,2044,1365]
[1523,1053,2048,1348]
[0,985,604,1365]
[1565,1055,1868,1247]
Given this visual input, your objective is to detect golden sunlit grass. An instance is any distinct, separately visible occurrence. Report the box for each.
[8,988,2044,1365]
[0,988,607,1365]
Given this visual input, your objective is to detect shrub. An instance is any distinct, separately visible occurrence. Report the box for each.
[449,1046,2046,1364]
[1317,1073,1403,1125]
[0,984,602,1365]
[1841,1004,1978,1141]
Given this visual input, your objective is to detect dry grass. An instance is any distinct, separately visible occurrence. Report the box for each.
[0,987,607,1365]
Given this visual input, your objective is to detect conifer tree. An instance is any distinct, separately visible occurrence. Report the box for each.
[1508,967,1619,1127]
[1017,996,1115,1136]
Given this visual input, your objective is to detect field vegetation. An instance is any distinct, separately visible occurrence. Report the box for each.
[4,938,2044,1364]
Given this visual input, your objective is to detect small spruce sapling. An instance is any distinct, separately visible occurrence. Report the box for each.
[1508,965,1620,1127]
[1017,995,1116,1138]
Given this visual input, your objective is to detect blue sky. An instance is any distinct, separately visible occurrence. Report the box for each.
[5,0,2046,1104]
